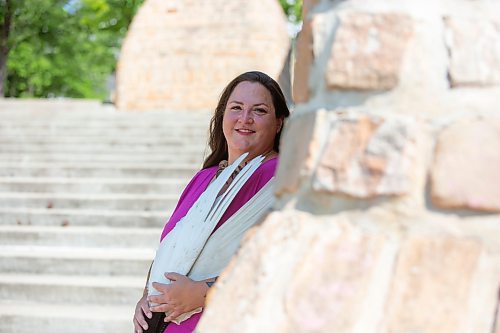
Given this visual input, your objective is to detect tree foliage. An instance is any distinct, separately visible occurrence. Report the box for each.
[1,0,301,99]
[2,0,143,98]
[279,0,303,23]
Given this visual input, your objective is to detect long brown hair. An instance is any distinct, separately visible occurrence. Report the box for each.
[202,71,290,169]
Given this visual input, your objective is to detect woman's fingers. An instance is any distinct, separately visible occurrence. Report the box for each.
[152,281,170,293]
[133,317,146,333]
[134,300,150,331]
[164,272,182,281]
[134,311,149,331]
[149,302,175,313]
[147,294,167,305]
[165,310,182,322]
[141,301,152,319]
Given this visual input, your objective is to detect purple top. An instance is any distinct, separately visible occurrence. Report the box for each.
[160,157,278,333]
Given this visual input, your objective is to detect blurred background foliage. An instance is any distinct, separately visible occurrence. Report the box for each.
[279,0,303,24]
[0,0,302,99]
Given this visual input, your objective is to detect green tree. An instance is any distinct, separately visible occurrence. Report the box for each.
[1,0,143,98]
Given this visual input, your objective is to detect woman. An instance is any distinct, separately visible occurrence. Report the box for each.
[133,71,290,333]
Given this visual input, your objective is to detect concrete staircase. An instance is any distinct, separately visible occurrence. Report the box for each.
[0,100,210,332]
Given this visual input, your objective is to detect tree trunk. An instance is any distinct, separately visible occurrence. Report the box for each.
[1,0,12,97]
[0,54,6,97]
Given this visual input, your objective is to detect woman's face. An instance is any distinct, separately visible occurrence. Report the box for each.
[222,81,282,163]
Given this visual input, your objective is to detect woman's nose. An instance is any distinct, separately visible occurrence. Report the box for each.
[239,109,254,123]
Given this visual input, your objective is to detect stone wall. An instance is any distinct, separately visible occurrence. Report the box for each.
[197,0,500,332]
[116,0,289,111]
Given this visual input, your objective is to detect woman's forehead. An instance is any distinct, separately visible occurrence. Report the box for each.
[227,81,273,106]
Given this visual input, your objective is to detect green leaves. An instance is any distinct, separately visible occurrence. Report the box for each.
[4,0,144,98]
[279,0,303,23]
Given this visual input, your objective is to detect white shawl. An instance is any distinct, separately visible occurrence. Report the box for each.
[147,153,275,323]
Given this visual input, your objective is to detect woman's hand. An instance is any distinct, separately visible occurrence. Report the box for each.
[133,294,152,333]
[148,272,208,322]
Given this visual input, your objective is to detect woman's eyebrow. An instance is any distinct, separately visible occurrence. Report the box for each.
[227,101,269,108]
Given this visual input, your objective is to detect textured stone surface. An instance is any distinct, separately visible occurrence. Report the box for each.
[197,210,498,333]
[198,211,313,333]
[445,17,500,87]
[116,0,289,111]
[292,0,320,103]
[384,235,488,333]
[284,218,397,333]
[431,118,500,212]
[275,111,321,196]
[197,211,398,333]
[313,111,420,198]
[325,12,413,91]
[195,2,500,333]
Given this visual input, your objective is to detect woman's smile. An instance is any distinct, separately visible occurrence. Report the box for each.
[235,128,256,135]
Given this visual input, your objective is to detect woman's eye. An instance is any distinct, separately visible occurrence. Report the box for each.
[254,108,267,115]
[231,105,242,111]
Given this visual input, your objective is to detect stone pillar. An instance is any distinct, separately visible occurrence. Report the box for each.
[197,0,500,332]
[116,0,290,112]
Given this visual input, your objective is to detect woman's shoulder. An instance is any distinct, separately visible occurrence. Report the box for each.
[195,165,218,179]
[180,166,218,197]
[256,156,279,176]
[244,156,278,189]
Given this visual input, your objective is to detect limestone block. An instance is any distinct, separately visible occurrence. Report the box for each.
[384,235,494,333]
[313,111,421,198]
[116,0,289,111]
[445,17,500,87]
[275,111,322,196]
[325,12,413,91]
[284,219,397,333]
[431,118,500,213]
[197,211,315,333]
[196,211,398,333]
[292,0,320,103]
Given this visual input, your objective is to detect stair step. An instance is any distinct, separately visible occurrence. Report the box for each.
[0,177,189,194]
[0,153,204,164]
[0,142,206,150]
[0,111,209,118]
[0,300,133,333]
[0,106,209,117]
[0,273,144,305]
[0,207,169,227]
[0,99,107,112]
[0,161,198,168]
[0,245,154,275]
[0,119,209,126]
[0,165,197,178]
[0,129,206,137]
[0,192,178,210]
[0,127,208,136]
[0,146,205,155]
[0,225,161,247]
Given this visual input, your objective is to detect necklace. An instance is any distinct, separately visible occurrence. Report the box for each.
[216,149,276,179]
